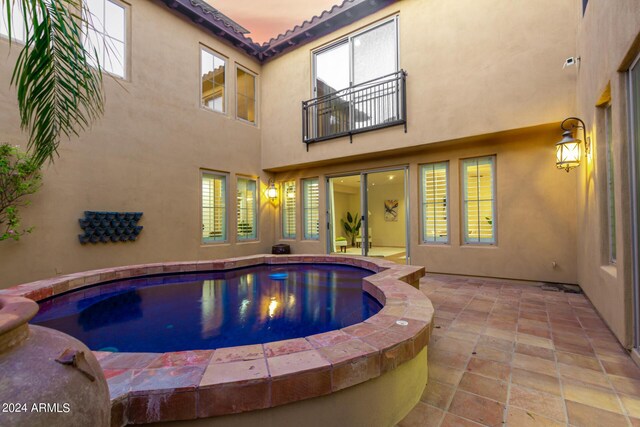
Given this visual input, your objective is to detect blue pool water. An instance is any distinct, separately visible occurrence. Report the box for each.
[31,264,380,353]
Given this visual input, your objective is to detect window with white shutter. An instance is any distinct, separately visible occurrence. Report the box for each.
[237,177,257,240]
[421,162,449,243]
[303,178,320,240]
[202,172,227,243]
[282,181,296,239]
[462,156,496,244]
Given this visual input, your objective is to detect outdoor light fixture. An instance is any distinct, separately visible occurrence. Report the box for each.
[556,117,589,172]
[266,179,278,201]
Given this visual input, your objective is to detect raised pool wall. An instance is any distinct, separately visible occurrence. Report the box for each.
[1,254,432,426]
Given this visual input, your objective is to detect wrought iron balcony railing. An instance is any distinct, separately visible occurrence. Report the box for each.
[302,70,407,147]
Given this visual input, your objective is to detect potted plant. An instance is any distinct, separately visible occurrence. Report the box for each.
[341,211,362,247]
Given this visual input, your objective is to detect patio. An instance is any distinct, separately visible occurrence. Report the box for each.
[399,273,640,427]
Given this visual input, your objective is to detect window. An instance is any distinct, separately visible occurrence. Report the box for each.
[462,156,496,244]
[237,177,257,240]
[202,172,227,243]
[282,181,296,239]
[0,1,27,43]
[302,178,320,240]
[604,104,616,263]
[201,48,226,113]
[236,66,256,123]
[84,0,126,78]
[420,162,449,243]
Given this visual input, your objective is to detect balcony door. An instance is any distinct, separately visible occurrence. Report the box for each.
[310,17,399,140]
[327,167,408,264]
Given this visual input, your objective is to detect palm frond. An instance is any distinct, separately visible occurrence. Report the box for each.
[10,0,104,166]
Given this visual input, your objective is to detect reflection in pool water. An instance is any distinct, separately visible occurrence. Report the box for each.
[31,264,380,353]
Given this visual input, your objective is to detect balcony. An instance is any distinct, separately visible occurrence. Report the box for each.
[302,70,407,146]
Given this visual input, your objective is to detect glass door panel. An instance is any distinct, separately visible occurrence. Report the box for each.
[363,170,406,263]
[327,175,362,255]
[314,42,350,139]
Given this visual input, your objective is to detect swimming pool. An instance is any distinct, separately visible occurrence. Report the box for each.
[31,264,381,353]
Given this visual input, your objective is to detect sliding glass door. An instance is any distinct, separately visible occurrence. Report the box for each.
[327,167,408,263]
[629,54,640,349]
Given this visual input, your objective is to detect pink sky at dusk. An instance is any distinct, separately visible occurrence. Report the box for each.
[207,0,342,44]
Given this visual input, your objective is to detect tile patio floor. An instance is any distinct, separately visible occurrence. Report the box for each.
[398,273,640,427]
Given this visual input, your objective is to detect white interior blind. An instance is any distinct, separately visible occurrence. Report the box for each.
[303,178,320,240]
[421,162,448,243]
[237,177,257,240]
[202,172,226,242]
[282,181,296,239]
[463,156,496,244]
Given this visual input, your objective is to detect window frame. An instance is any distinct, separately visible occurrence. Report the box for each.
[281,180,297,240]
[311,15,400,98]
[420,161,450,245]
[235,63,258,126]
[83,0,129,79]
[200,45,228,115]
[236,175,259,242]
[201,170,229,244]
[302,177,320,241]
[461,155,497,245]
[604,103,617,264]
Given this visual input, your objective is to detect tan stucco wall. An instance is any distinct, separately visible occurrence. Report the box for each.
[274,126,578,284]
[574,0,640,346]
[0,0,274,288]
[260,0,578,171]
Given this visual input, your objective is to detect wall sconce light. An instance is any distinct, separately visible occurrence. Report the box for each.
[266,179,278,201]
[556,117,590,172]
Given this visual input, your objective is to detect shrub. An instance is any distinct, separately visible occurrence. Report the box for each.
[0,144,42,241]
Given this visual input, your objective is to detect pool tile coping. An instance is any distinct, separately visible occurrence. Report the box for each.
[2,254,433,426]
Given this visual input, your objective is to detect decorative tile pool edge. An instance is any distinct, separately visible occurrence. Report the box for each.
[2,254,433,426]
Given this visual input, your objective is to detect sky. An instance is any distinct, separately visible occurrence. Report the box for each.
[207,0,341,44]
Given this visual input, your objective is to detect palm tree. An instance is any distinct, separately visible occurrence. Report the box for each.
[4,0,104,166]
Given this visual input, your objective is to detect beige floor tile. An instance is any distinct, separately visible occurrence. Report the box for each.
[565,400,629,427]
[458,372,508,403]
[555,351,602,371]
[429,364,465,386]
[473,344,511,364]
[515,343,555,361]
[508,384,566,422]
[421,379,456,410]
[478,335,514,352]
[512,353,557,375]
[429,348,471,370]
[398,402,444,427]
[431,336,477,356]
[466,357,510,381]
[447,328,482,343]
[557,362,611,388]
[563,378,624,414]
[506,406,565,427]
[448,390,505,426]
[483,328,516,342]
[439,412,484,426]
[511,367,561,396]
[609,375,640,397]
[620,393,640,419]
[516,333,554,350]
